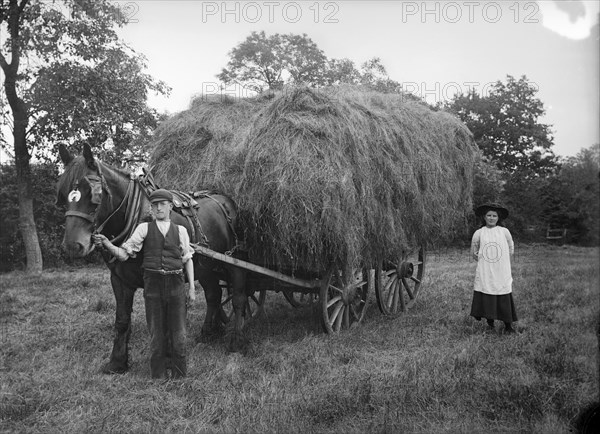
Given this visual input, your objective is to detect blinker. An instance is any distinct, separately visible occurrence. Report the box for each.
[68,190,81,202]
[85,175,103,205]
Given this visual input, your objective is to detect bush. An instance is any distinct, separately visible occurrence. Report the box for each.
[0,163,80,271]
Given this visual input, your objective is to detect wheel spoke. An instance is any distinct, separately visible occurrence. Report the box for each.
[327,294,342,308]
[390,281,397,312]
[402,278,414,300]
[343,305,350,329]
[333,304,345,330]
[398,280,405,312]
[384,273,396,292]
[349,279,367,291]
[330,299,344,323]
[386,275,397,308]
[330,284,343,295]
[410,276,421,284]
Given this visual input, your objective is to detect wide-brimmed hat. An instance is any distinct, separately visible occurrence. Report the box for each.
[149,189,173,203]
[475,202,509,219]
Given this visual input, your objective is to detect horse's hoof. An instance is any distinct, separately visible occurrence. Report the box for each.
[101,361,128,374]
[199,324,224,342]
[227,334,249,355]
[198,330,218,343]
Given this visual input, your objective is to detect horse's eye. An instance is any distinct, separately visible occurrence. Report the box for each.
[68,190,82,202]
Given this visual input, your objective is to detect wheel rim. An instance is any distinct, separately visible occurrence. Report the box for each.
[375,246,425,315]
[320,267,370,333]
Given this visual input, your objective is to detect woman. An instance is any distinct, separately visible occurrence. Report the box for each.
[470,203,518,334]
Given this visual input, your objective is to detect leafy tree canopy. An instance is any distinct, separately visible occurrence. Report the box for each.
[217,31,407,96]
[1,0,169,164]
[447,75,556,176]
[217,31,327,93]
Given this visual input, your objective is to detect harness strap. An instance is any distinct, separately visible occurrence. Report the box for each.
[94,176,135,236]
[65,210,95,223]
[191,211,210,248]
[107,180,143,246]
[203,194,239,255]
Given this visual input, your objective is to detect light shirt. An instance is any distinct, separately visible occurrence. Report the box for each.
[471,226,514,295]
[121,220,194,263]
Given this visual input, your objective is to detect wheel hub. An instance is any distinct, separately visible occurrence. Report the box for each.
[342,283,357,304]
[398,262,414,278]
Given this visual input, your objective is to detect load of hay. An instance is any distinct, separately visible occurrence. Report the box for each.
[148,86,479,272]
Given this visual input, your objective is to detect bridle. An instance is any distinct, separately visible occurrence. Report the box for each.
[65,161,146,246]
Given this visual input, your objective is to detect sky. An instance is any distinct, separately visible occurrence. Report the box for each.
[111,0,600,159]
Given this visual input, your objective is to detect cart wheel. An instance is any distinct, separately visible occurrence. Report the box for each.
[320,267,370,333]
[283,290,319,308]
[375,246,425,315]
[220,280,266,321]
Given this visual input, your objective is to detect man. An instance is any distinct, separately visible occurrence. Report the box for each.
[93,189,195,378]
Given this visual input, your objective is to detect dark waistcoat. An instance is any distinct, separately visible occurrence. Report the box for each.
[143,221,182,271]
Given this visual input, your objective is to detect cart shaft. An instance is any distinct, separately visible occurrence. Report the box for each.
[193,244,321,290]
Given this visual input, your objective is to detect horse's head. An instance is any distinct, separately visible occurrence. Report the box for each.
[56,143,108,258]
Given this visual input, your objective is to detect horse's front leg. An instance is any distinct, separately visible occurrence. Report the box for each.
[102,271,136,374]
[197,268,224,342]
[227,267,249,354]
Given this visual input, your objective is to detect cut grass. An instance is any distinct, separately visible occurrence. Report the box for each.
[0,244,597,433]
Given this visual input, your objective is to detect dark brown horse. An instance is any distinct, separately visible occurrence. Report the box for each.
[56,144,247,373]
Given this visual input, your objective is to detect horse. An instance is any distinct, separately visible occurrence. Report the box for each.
[56,143,248,374]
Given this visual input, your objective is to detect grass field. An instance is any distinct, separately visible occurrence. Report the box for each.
[1,244,598,433]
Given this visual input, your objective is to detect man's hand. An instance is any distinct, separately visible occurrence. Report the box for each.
[92,234,108,248]
[187,284,196,303]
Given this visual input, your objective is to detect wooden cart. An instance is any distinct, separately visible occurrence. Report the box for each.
[193,244,426,333]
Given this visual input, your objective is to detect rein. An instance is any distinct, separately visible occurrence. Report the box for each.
[94,175,143,245]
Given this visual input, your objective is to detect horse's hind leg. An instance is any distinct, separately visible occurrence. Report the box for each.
[197,269,224,342]
[102,272,136,374]
[227,266,249,354]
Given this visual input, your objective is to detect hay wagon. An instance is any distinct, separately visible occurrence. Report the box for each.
[191,240,425,333]
[149,85,478,334]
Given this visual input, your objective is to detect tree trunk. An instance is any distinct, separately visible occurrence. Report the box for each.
[13,102,43,273]
[3,42,43,272]
[2,0,44,273]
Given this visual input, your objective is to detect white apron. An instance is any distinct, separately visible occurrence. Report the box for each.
[472,226,514,295]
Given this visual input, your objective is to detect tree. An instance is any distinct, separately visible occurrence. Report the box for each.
[448,75,556,176]
[217,32,407,96]
[541,144,599,244]
[0,0,168,272]
[323,58,361,86]
[28,46,169,165]
[473,152,506,205]
[217,31,327,93]
[0,162,69,271]
[358,57,401,94]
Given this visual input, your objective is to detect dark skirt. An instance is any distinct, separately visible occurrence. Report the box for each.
[470,291,518,323]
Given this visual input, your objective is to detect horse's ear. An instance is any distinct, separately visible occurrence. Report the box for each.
[58,144,73,165]
[83,143,96,168]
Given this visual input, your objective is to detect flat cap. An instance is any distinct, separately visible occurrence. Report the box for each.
[149,189,173,203]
